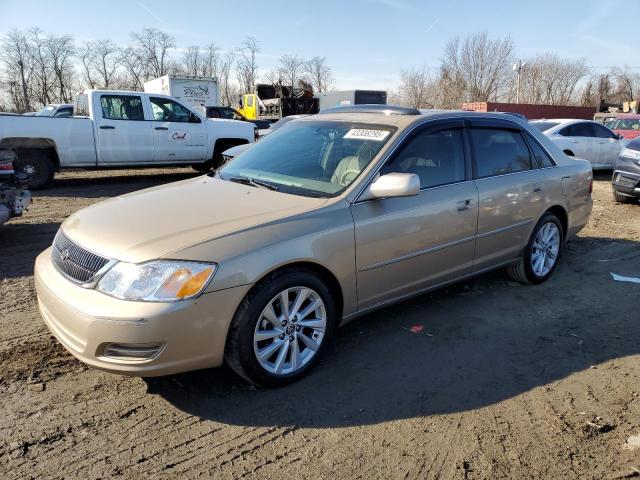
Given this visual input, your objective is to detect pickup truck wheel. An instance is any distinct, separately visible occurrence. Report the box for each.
[14,152,55,189]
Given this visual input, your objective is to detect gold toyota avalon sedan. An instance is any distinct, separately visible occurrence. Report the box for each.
[35,106,593,386]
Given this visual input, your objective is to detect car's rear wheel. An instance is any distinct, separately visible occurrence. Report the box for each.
[225,268,337,386]
[507,213,563,284]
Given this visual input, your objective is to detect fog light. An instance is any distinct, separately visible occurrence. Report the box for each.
[100,342,165,361]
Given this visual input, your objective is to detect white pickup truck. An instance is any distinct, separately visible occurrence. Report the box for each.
[0,90,256,188]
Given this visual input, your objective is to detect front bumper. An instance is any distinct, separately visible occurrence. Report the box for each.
[35,247,251,377]
[612,158,640,198]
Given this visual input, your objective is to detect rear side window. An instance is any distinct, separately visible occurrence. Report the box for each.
[591,123,616,139]
[100,95,144,121]
[54,107,73,118]
[381,128,466,189]
[526,134,556,168]
[470,128,532,178]
[559,123,594,137]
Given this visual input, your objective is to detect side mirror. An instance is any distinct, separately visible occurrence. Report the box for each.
[365,173,420,200]
[617,133,624,140]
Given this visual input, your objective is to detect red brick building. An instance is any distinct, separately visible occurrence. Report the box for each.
[462,102,596,120]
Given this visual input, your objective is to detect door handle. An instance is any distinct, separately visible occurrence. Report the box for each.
[99,125,115,130]
[456,199,472,211]
[154,126,169,131]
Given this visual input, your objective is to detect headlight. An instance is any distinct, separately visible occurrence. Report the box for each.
[621,147,640,162]
[96,260,217,302]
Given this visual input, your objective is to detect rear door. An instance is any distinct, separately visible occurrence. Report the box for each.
[557,122,596,161]
[352,120,479,309]
[94,93,154,164]
[591,122,623,166]
[468,119,547,271]
[149,96,207,162]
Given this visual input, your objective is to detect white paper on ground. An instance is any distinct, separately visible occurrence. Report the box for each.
[610,273,640,284]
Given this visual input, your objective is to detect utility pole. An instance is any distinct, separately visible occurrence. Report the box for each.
[513,60,527,104]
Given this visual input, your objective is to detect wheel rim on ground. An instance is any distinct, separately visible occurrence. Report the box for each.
[253,286,327,376]
[531,222,560,277]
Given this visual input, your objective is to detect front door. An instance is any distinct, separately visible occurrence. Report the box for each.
[467,121,547,270]
[149,97,207,162]
[591,122,624,167]
[352,121,479,310]
[95,93,154,164]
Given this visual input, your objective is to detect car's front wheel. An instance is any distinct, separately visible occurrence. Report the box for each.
[507,213,563,284]
[225,268,337,387]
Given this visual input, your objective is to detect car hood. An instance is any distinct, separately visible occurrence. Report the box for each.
[61,176,327,263]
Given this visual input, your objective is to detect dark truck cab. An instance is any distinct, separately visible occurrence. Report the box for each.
[203,106,271,130]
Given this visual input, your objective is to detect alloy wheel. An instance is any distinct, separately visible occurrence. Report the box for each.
[531,222,560,277]
[253,286,327,375]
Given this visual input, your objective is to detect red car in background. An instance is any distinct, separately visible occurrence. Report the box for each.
[608,114,640,140]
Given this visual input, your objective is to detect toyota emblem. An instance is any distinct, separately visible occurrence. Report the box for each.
[60,249,71,262]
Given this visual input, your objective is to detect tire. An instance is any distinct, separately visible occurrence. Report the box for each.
[225,267,337,387]
[613,189,635,204]
[14,150,55,189]
[507,213,563,285]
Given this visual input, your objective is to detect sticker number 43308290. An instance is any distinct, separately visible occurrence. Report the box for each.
[343,129,390,141]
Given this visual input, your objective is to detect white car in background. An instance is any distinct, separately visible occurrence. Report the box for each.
[530,119,625,170]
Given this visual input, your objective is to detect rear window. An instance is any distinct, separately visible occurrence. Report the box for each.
[530,122,559,132]
[559,123,594,137]
[100,95,144,121]
[470,128,532,178]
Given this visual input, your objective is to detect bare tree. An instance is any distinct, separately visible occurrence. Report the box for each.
[0,29,34,112]
[396,67,437,108]
[513,53,588,105]
[235,37,259,93]
[129,28,175,79]
[88,40,121,88]
[78,43,96,89]
[611,67,640,102]
[278,54,305,90]
[46,34,75,102]
[219,51,237,106]
[119,46,147,91]
[181,46,202,76]
[201,43,220,78]
[304,56,333,93]
[29,28,53,106]
[440,32,514,105]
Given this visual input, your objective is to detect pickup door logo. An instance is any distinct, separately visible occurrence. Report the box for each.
[169,130,192,142]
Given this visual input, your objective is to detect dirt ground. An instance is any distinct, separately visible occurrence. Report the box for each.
[1,168,640,480]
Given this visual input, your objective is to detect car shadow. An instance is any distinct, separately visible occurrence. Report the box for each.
[146,235,640,428]
[0,221,60,279]
[33,169,201,199]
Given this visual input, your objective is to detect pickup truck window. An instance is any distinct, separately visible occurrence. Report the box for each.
[100,95,144,121]
[150,97,191,123]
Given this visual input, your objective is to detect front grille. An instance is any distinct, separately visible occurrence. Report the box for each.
[52,231,109,284]
[614,174,639,188]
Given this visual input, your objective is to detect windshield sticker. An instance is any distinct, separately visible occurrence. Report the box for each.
[343,129,390,141]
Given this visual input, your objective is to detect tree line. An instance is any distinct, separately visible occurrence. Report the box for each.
[0,28,334,113]
[1,28,638,113]
[392,32,640,110]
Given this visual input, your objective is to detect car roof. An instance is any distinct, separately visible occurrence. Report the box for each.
[302,109,535,130]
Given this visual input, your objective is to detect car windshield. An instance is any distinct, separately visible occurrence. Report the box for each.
[608,118,640,131]
[218,120,396,197]
[530,121,559,132]
[35,105,56,116]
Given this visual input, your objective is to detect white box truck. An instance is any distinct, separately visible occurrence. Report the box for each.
[144,75,219,110]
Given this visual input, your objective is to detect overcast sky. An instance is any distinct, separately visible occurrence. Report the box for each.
[0,0,637,90]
